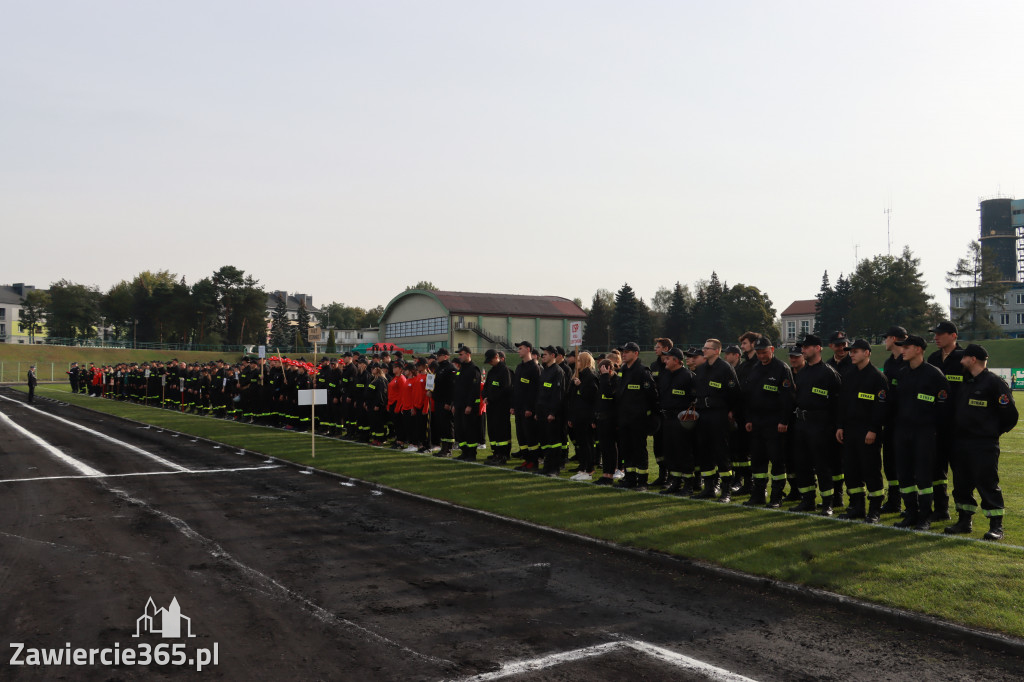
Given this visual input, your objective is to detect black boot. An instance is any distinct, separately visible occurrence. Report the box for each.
[819,494,834,517]
[731,471,752,496]
[617,471,639,489]
[693,475,720,499]
[789,491,816,513]
[651,465,667,488]
[929,484,951,521]
[880,485,902,514]
[865,496,883,524]
[767,481,785,509]
[894,493,919,528]
[983,516,1004,541]
[634,470,649,492]
[914,493,933,531]
[743,478,768,506]
[838,493,865,520]
[944,512,974,535]
[660,476,682,495]
[717,475,733,503]
[678,476,697,496]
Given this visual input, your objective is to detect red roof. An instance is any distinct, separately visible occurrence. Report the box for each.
[781,299,818,316]
[432,291,586,319]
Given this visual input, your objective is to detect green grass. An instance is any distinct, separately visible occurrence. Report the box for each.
[0,345,241,383]
[16,383,1024,640]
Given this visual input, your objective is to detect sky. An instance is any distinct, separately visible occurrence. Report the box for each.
[2,1,1022,318]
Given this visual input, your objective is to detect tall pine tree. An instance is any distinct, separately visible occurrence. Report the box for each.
[269,294,289,349]
[664,282,692,346]
[582,289,614,350]
[611,283,645,346]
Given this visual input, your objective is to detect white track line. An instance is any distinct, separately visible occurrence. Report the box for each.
[450,639,757,682]
[0,410,105,477]
[0,395,189,472]
[0,465,282,484]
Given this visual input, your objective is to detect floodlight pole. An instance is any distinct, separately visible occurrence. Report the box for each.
[311,342,317,459]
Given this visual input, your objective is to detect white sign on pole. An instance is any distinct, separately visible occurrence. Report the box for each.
[258,345,266,359]
[425,374,436,391]
[297,389,328,406]
[569,321,584,347]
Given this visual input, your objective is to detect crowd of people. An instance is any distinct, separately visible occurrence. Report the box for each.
[61,320,1018,540]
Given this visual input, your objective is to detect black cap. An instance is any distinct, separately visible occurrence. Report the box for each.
[539,345,557,354]
[622,341,641,352]
[787,344,804,356]
[723,345,741,355]
[683,347,702,357]
[828,331,848,346]
[515,340,533,349]
[665,347,685,360]
[555,346,566,356]
[567,350,576,358]
[343,351,353,357]
[963,343,988,361]
[484,349,498,361]
[802,334,823,347]
[849,338,872,351]
[752,337,773,350]
[895,334,927,349]
[885,325,908,339]
[457,345,471,355]
[436,347,450,356]
[930,321,958,335]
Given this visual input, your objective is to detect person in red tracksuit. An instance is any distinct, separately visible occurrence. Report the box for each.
[388,364,407,448]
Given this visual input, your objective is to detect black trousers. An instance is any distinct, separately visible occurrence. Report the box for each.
[882,421,899,488]
[748,422,785,486]
[487,408,512,457]
[894,424,936,519]
[455,408,481,456]
[695,409,731,479]
[617,417,649,478]
[596,417,618,473]
[571,420,596,472]
[432,408,455,449]
[661,415,694,478]
[515,413,539,462]
[792,419,835,497]
[538,414,565,472]
[842,426,885,497]
[951,437,1004,517]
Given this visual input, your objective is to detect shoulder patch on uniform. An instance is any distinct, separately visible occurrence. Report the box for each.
[937,389,947,400]
[783,379,791,388]
[1000,394,1010,405]
[728,380,736,388]
[878,390,886,400]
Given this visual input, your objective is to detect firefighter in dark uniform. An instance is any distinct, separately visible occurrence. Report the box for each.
[67,362,80,394]
[340,352,357,437]
[835,339,889,522]
[741,337,795,507]
[782,344,805,501]
[880,326,908,513]
[535,345,567,475]
[649,338,672,486]
[826,332,855,508]
[483,349,514,464]
[452,347,483,461]
[691,338,741,501]
[657,347,696,495]
[568,351,600,479]
[926,320,965,522]
[431,348,457,456]
[944,344,1019,540]
[612,342,658,490]
[789,334,842,515]
[890,334,950,530]
[731,332,762,497]
[512,341,542,471]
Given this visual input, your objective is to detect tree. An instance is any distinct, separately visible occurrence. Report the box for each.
[211,266,265,345]
[360,305,385,328]
[269,294,290,349]
[582,289,614,349]
[297,300,312,346]
[846,247,936,339]
[946,240,1009,337]
[722,284,777,342]
[293,326,306,354]
[44,279,101,340]
[325,327,337,354]
[610,283,647,346]
[814,271,852,337]
[664,282,692,346]
[19,290,49,343]
[690,273,726,341]
[405,281,439,291]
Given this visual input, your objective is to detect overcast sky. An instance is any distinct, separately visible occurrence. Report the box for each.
[2,2,1021,319]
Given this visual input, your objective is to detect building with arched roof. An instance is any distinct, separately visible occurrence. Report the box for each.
[379,289,587,354]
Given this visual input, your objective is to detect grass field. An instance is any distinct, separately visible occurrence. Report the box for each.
[16,382,1024,640]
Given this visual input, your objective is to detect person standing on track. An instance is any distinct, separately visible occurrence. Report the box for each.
[27,364,37,402]
[741,337,795,508]
[926,320,965,523]
[789,334,842,515]
[483,348,514,465]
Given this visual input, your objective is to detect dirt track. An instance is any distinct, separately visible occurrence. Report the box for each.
[1,387,1022,681]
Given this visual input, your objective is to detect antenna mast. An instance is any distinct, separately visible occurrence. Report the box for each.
[884,202,892,256]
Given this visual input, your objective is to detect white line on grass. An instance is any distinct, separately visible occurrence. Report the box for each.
[0,394,190,472]
[450,639,757,681]
[0,465,282,484]
[0,410,105,477]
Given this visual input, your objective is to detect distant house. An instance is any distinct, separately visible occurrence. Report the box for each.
[780,299,817,343]
[378,289,587,354]
[0,283,41,344]
[265,291,321,342]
